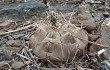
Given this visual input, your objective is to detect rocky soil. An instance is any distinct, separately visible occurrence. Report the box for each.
[0,0,110,70]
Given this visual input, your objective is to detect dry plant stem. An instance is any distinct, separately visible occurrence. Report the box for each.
[97,19,104,35]
[69,11,75,21]
[72,49,80,64]
[22,46,39,70]
[46,59,57,68]
[65,50,70,67]
[5,63,12,70]
[60,13,69,24]
[0,20,42,36]
[16,53,32,61]
[22,48,30,58]
[32,58,39,70]
[14,21,18,29]
[0,24,34,36]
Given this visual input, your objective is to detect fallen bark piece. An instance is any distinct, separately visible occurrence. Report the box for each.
[29,20,88,61]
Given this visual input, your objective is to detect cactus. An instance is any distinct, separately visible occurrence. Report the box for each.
[29,13,88,61]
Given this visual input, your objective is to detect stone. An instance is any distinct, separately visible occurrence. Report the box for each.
[0,1,47,21]
[7,36,14,40]
[0,47,20,61]
[99,18,110,59]
[0,53,12,61]
[6,40,21,47]
[100,18,110,47]
[76,5,96,30]
[90,38,102,52]
[0,30,5,33]
[92,13,104,26]
[88,34,99,41]
[12,61,24,69]
[103,49,110,60]
[0,21,11,29]
[106,0,110,5]
[50,5,74,13]
[0,38,7,46]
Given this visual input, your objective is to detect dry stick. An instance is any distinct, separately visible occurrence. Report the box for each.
[69,11,75,21]
[0,20,42,36]
[16,53,32,61]
[72,49,80,63]
[5,63,12,70]
[46,59,58,68]
[23,48,31,58]
[65,50,70,67]
[0,24,33,36]
[60,12,69,24]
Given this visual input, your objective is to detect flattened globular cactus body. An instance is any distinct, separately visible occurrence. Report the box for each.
[29,21,88,61]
